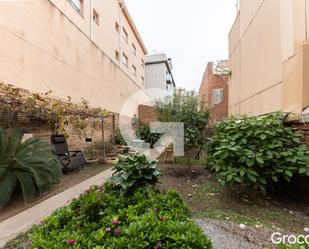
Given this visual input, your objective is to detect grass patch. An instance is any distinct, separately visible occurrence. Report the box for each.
[191,182,307,232]
[174,156,207,166]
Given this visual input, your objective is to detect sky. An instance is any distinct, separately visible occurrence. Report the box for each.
[125,0,237,91]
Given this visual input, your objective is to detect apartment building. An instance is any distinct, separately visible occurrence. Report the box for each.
[0,0,147,114]
[145,53,176,94]
[229,0,309,121]
[199,61,229,124]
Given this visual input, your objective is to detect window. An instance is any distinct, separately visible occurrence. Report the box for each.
[115,50,120,61]
[115,22,120,33]
[132,43,136,56]
[122,28,128,42]
[93,9,99,25]
[212,88,224,105]
[68,0,83,14]
[141,58,145,68]
[132,65,137,76]
[122,53,128,67]
[141,76,144,83]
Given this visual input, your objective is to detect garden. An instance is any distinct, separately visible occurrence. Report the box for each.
[1,87,309,249]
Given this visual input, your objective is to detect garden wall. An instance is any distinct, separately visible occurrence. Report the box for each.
[0,112,119,150]
[138,105,158,125]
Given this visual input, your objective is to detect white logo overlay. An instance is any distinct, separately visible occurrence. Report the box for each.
[271,232,309,245]
[119,88,184,160]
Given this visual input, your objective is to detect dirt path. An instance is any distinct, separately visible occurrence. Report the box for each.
[195,218,272,249]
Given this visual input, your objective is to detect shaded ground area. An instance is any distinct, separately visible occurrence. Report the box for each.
[158,163,309,236]
[0,163,110,222]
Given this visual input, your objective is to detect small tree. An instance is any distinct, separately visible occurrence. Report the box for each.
[156,89,210,158]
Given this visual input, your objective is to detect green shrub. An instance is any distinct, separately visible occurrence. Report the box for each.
[206,112,309,191]
[9,188,212,249]
[136,125,162,148]
[109,154,161,196]
[0,129,61,207]
[156,89,210,158]
[115,128,126,146]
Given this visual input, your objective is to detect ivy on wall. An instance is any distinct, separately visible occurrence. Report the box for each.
[0,82,109,137]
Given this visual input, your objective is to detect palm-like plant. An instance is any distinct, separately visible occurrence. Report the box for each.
[0,129,61,207]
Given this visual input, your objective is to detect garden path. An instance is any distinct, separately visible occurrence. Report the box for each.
[196,218,272,249]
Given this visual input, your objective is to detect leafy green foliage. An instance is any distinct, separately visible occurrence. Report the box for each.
[114,128,127,145]
[262,241,309,249]
[0,82,109,137]
[0,129,61,207]
[10,188,212,249]
[206,113,309,191]
[136,125,162,148]
[110,154,161,196]
[156,89,210,157]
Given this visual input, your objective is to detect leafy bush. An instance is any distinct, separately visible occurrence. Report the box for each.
[8,188,213,249]
[0,129,61,207]
[156,88,210,158]
[114,128,127,145]
[110,154,161,196]
[136,125,162,148]
[206,113,309,191]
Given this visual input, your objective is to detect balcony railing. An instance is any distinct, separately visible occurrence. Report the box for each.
[166,74,172,84]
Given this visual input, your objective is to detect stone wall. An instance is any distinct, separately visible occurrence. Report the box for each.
[66,114,119,150]
[0,112,119,150]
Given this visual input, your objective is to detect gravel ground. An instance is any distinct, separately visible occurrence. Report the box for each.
[195,218,273,249]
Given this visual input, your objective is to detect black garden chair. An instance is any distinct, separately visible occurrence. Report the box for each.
[50,134,87,174]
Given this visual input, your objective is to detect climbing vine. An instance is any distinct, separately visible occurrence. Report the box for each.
[0,82,109,136]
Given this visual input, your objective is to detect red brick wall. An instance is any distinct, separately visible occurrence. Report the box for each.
[199,62,229,124]
[138,105,158,125]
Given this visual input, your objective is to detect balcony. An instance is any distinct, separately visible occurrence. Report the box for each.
[166,74,173,84]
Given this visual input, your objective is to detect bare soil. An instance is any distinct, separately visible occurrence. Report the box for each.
[0,163,110,222]
[158,163,309,234]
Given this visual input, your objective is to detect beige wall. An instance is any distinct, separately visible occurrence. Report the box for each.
[304,44,309,109]
[0,0,146,114]
[229,0,309,119]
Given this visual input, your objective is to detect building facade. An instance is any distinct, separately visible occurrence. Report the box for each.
[0,0,147,114]
[229,0,309,121]
[145,53,176,94]
[199,61,229,124]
